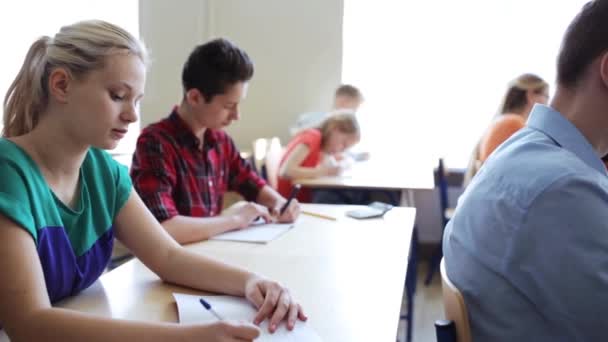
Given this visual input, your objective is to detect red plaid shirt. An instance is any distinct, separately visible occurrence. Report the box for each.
[131,110,266,222]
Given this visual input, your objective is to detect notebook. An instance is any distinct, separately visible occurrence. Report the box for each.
[173,293,322,342]
[211,221,294,244]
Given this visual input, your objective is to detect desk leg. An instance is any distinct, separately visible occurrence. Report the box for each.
[400,189,416,207]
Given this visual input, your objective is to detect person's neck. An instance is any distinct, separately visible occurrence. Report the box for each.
[552,85,608,157]
[17,113,88,180]
[177,102,207,142]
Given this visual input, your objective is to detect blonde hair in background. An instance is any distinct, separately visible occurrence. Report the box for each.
[3,20,148,138]
[318,110,361,146]
[499,73,549,114]
[463,73,548,187]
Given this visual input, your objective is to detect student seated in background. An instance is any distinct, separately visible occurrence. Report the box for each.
[463,73,549,185]
[0,20,305,342]
[444,1,608,340]
[289,84,364,135]
[278,112,361,202]
[131,38,299,245]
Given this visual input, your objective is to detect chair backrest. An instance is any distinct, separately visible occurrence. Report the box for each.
[440,259,472,342]
[437,158,450,226]
[252,138,269,175]
[264,137,282,190]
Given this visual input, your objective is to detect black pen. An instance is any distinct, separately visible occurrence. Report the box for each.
[279,184,301,215]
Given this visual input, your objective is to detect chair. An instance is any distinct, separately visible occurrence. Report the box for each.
[425,158,455,285]
[435,259,471,342]
[265,137,282,190]
[251,137,283,190]
[252,138,269,175]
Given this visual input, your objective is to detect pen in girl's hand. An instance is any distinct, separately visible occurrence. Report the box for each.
[199,298,224,321]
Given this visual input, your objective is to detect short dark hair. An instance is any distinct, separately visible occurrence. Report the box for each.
[335,84,362,99]
[182,38,254,102]
[557,0,608,88]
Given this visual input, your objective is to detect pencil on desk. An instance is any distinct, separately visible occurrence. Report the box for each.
[301,210,337,221]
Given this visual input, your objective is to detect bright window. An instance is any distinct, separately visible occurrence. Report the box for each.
[0,0,139,154]
[343,0,589,168]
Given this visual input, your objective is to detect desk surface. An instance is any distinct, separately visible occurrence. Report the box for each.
[295,159,434,191]
[0,204,415,342]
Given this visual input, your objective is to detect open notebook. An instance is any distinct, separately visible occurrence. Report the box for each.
[173,293,322,341]
[211,220,294,244]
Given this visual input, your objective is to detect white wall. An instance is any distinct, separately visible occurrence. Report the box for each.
[139,0,211,126]
[139,0,344,150]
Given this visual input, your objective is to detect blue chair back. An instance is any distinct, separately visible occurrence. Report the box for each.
[437,158,450,226]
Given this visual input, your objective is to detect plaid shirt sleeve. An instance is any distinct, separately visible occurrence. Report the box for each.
[130,132,179,222]
[224,135,266,201]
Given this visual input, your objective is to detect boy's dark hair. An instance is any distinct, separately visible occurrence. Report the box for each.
[335,84,362,99]
[182,38,254,102]
[557,0,608,88]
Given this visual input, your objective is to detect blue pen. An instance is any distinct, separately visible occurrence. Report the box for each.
[199,298,224,321]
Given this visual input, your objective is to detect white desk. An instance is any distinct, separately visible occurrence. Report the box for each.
[295,159,434,206]
[0,204,415,342]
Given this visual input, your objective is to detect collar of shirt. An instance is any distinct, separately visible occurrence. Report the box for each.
[168,108,219,150]
[527,103,605,174]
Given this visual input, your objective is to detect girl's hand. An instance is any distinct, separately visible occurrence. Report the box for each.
[318,164,341,176]
[182,321,260,342]
[244,276,308,333]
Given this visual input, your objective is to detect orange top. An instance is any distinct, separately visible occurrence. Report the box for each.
[479,114,526,162]
[277,129,323,202]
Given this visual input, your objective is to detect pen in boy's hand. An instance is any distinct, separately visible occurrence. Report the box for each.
[279,184,301,215]
[199,298,224,321]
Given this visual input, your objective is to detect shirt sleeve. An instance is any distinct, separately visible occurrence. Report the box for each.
[112,159,133,216]
[0,162,36,241]
[479,116,525,161]
[130,132,179,222]
[225,136,266,201]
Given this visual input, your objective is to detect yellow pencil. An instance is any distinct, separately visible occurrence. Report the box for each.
[301,210,337,221]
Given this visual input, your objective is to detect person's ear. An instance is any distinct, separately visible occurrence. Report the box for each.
[185,88,204,106]
[186,88,212,107]
[48,68,71,104]
[599,51,608,90]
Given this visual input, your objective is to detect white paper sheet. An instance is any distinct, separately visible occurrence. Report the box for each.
[211,222,294,243]
[173,293,322,342]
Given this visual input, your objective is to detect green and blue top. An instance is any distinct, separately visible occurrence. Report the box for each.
[0,139,131,303]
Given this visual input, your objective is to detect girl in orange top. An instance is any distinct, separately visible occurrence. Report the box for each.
[464,73,549,185]
[278,112,360,202]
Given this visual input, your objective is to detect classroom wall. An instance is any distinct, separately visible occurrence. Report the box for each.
[139,0,343,149]
[139,0,211,121]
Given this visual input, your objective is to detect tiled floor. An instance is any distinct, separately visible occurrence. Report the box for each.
[396,263,444,342]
